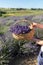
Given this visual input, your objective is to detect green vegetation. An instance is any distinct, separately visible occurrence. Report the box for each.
[0,8,43,17]
[0,25,9,34]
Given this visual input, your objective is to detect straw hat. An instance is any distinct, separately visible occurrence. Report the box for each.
[12,20,35,40]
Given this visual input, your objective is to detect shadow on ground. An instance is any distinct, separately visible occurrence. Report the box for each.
[8,52,39,65]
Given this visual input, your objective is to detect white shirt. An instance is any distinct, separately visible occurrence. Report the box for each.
[41,46,43,52]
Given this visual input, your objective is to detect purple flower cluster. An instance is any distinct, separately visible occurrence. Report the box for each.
[10,25,31,34]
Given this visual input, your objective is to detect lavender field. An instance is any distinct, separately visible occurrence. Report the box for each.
[0,13,43,65]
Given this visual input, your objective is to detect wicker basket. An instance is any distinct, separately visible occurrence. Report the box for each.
[12,20,35,40]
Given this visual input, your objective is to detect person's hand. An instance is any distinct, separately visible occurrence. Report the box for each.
[29,24,33,29]
[36,40,43,45]
[32,22,37,27]
[29,22,37,29]
[32,38,43,45]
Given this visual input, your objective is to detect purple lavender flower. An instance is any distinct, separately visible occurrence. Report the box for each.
[10,25,31,34]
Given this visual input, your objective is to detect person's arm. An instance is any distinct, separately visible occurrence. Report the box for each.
[32,38,43,45]
[32,22,43,45]
[32,22,43,29]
